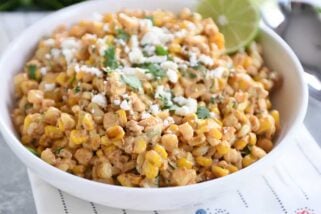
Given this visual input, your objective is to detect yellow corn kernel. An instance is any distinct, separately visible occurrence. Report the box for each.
[112,139,124,148]
[117,174,133,187]
[166,124,179,134]
[82,113,95,131]
[101,136,112,146]
[70,130,88,145]
[116,109,127,127]
[196,120,210,134]
[161,134,178,152]
[270,110,280,128]
[177,158,193,169]
[21,135,33,145]
[57,113,75,131]
[257,138,273,152]
[242,154,257,167]
[23,115,32,130]
[234,139,248,150]
[215,142,230,155]
[257,116,273,134]
[142,161,159,179]
[207,128,222,140]
[168,42,181,54]
[211,165,229,177]
[243,56,252,68]
[196,156,213,167]
[214,33,225,50]
[249,133,257,145]
[213,117,223,127]
[106,125,125,140]
[102,144,117,154]
[55,72,68,86]
[145,150,162,167]
[133,138,147,154]
[266,99,272,109]
[154,144,168,159]
[210,106,220,115]
[96,149,104,158]
[226,164,238,173]
[182,113,197,125]
[45,126,63,139]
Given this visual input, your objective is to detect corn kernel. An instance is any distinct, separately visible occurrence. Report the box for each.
[145,150,162,167]
[161,134,178,152]
[226,164,238,173]
[257,138,273,152]
[207,128,222,140]
[57,113,75,131]
[116,109,127,127]
[215,142,230,155]
[117,174,133,187]
[70,130,88,145]
[133,138,147,154]
[101,136,112,146]
[45,126,63,139]
[154,144,168,159]
[55,72,68,86]
[177,158,193,169]
[270,110,280,128]
[166,124,179,134]
[234,139,248,150]
[142,161,159,179]
[196,156,213,167]
[242,154,257,167]
[82,113,95,131]
[257,116,273,134]
[196,120,210,134]
[106,125,125,140]
[211,165,229,177]
[169,42,181,54]
[249,133,257,145]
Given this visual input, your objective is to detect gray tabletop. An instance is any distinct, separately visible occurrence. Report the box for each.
[0,12,321,214]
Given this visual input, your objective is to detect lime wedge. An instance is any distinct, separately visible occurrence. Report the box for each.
[197,0,260,53]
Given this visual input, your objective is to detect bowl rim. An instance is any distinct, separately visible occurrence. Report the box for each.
[0,0,308,194]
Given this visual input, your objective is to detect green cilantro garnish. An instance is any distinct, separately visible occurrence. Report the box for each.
[155,45,168,56]
[188,72,197,79]
[116,29,129,41]
[104,46,119,69]
[74,86,81,93]
[25,146,39,157]
[121,74,142,90]
[55,147,64,155]
[139,63,165,80]
[210,97,216,104]
[196,106,210,119]
[27,64,37,80]
[158,95,173,109]
[241,145,252,156]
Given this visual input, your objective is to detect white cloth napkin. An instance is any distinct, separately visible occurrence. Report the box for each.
[28,126,321,214]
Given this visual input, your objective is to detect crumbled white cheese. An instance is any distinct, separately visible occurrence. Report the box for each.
[144,55,167,64]
[141,111,152,119]
[118,67,147,79]
[50,48,61,59]
[113,99,121,105]
[139,19,153,31]
[129,35,139,49]
[120,100,131,111]
[96,37,108,56]
[208,67,226,78]
[161,61,178,71]
[40,67,48,75]
[150,104,160,115]
[75,64,102,77]
[44,83,55,91]
[143,45,155,56]
[155,86,171,100]
[173,96,197,116]
[189,52,198,67]
[199,54,214,66]
[129,48,145,64]
[103,23,110,32]
[91,94,107,107]
[43,38,55,46]
[166,69,178,83]
[163,117,174,127]
[141,26,173,46]
[174,29,187,38]
[61,38,80,65]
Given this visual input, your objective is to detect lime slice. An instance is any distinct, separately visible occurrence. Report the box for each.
[197,0,260,53]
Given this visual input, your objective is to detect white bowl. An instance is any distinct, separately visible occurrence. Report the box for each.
[0,0,308,211]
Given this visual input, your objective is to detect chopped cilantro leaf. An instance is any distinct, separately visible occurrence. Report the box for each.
[74,86,81,93]
[104,46,119,69]
[210,97,216,104]
[158,95,173,109]
[196,106,210,119]
[188,72,197,79]
[27,65,37,80]
[116,29,129,41]
[121,74,142,90]
[139,63,165,80]
[155,45,168,56]
[55,147,64,155]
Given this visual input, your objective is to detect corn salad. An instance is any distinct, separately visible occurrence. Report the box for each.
[11,8,281,187]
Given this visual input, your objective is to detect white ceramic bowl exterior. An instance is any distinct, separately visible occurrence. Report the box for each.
[0,0,308,211]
